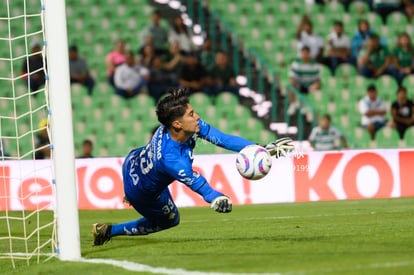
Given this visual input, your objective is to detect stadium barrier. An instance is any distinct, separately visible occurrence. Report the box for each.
[1,149,414,210]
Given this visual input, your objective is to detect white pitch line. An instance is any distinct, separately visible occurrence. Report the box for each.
[79,258,281,275]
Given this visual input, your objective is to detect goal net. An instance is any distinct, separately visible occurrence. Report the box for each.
[0,0,80,268]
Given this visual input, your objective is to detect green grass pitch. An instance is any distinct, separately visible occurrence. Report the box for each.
[1,197,414,274]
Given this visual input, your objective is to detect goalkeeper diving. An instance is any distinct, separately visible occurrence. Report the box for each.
[92,88,294,245]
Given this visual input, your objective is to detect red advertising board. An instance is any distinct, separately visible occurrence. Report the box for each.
[1,149,413,210]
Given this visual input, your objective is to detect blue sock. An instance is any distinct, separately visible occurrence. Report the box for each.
[110,217,160,236]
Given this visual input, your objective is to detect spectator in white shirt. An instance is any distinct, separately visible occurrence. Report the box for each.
[324,21,351,75]
[309,114,348,151]
[358,84,388,139]
[168,15,195,55]
[296,16,324,62]
[114,51,150,99]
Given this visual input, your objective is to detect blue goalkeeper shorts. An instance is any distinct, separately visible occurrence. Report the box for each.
[122,148,180,229]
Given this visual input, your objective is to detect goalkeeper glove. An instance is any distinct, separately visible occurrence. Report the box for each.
[264,137,295,158]
[210,196,232,213]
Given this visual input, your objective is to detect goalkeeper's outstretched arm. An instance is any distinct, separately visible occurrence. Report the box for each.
[197,119,294,157]
[163,158,232,213]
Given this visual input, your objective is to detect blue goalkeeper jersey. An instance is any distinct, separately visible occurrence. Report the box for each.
[123,118,254,203]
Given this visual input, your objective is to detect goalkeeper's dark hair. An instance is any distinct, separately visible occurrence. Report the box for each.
[156,88,189,128]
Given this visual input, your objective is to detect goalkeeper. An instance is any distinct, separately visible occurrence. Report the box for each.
[93,88,294,245]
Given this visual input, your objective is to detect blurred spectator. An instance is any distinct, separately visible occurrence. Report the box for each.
[288,46,321,115]
[391,32,414,84]
[404,0,414,22]
[140,9,169,55]
[35,118,50,159]
[148,55,174,101]
[162,41,184,84]
[351,19,375,64]
[106,40,127,87]
[358,84,388,139]
[295,16,324,62]
[178,52,207,94]
[373,0,403,23]
[79,139,94,158]
[22,42,45,94]
[200,38,215,68]
[114,51,149,99]
[309,114,348,151]
[138,43,156,68]
[206,51,238,96]
[390,86,414,139]
[138,35,153,55]
[168,15,195,54]
[69,45,95,96]
[163,42,183,73]
[358,34,394,78]
[324,20,351,74]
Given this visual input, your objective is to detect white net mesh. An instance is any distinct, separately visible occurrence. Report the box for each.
[0,0,57,268]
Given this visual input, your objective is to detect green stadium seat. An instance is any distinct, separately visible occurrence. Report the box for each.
[190,92,213,119]
[352,126,373,148]
[215,92,240,118]
[324,1,345,14]
[335,63,357,80]
[324,76,345,99]
[402,74,414,97]
[194,141,216,155]
[231,105,253,125]
[347,76,374,101]
[403,126,414,147]
[201,105,218,122]
[375,75,398,102]
[352,12,383,29]
[260,129,277,142]
[308,90,329,115]
[320,64,333,79]
[375,127,400,148]
[336,106,360,131]
[349,1,371,15]
[313,14,334,36]
[386,12,409,31]
[239,117,265,140]
[303,2,324,15]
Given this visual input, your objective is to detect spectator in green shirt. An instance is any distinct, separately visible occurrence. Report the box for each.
[358,33,395,79]
[206,51,239,96]
[392,32,414,84]
[200,38,215,69]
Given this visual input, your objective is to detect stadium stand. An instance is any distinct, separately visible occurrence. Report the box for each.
[206,0,414,149]
[1,0,413,157]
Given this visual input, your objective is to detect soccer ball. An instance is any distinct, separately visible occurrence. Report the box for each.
[236,145,272,180]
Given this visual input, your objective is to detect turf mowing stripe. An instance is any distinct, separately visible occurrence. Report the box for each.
[79,258,282,275]
[289,260,414,274]
[182,213,368,223]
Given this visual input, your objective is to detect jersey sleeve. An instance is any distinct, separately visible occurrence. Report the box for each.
[359,98,368,115]
[379,99,387,112]
[197,119,254,152]
[162,157,223,203]
[308,127,317,143]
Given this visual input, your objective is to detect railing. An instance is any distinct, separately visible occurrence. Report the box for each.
[285,84,316,141]
[186,0,322,140]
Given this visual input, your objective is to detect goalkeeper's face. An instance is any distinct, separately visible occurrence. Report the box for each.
[178,104,200,135]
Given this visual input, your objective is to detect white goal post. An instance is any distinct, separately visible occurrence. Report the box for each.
[0,0,80,267]
[43,0,81,261]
